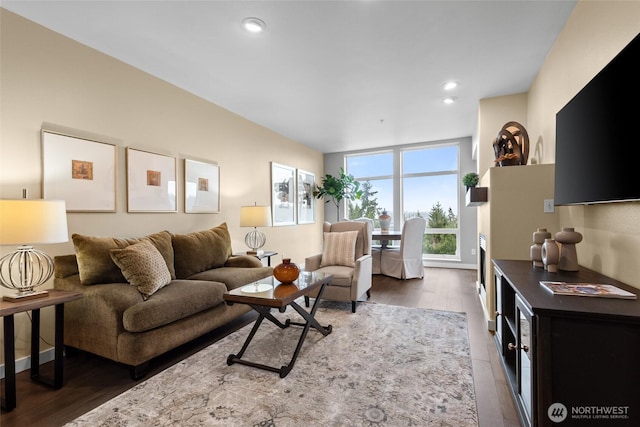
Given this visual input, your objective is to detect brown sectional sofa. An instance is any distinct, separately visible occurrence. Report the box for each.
[53,223,272,379]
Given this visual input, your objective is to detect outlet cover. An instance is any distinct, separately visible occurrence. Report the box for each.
[544,199,555,213]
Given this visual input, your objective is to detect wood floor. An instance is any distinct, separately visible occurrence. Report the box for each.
[1,268,521,427]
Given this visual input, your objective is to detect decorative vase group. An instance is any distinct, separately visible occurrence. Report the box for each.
[379,209,391,232]
[532,227,583,272]
[273,258,300,283]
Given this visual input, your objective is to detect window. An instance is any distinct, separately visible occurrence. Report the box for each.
[346,152,393,228]
[346,143,460,260]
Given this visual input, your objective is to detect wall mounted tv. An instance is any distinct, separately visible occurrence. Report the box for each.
[554,33,640,205]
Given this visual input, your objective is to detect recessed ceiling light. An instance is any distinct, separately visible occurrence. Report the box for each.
[443,97,457,104]
[242,17,266,34]
[443,81,458,91]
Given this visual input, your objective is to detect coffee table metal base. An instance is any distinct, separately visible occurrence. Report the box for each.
[226,286,331,378]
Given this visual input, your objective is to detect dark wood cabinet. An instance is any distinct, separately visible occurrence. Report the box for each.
[493,259,640,427]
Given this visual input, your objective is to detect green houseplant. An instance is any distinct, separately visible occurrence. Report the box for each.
[314,167,363,219]
[462,172,479,189]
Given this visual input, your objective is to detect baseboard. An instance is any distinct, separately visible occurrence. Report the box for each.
[424,261,477,270]
[0,347,56,379]
[476,291,497,332]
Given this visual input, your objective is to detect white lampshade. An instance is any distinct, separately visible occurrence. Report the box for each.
[240,205,272,228]
[0,199,69,245]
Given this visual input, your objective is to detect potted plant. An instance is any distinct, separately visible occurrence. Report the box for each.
[462,172,480,190]
[313,167,363,220]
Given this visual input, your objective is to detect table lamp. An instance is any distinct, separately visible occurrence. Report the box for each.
[239,203,271,255]
[0,199,69,301]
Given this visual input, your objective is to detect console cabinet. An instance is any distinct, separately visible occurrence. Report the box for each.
[493,259,640,427]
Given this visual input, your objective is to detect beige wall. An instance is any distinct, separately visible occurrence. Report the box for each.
[476,0,639,327]
[1,10,323,362]
[527,0,640,287]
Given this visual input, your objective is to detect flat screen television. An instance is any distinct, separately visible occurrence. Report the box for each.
[554,33,640,205]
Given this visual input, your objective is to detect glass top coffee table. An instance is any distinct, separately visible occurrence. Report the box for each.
[223,271,333,378]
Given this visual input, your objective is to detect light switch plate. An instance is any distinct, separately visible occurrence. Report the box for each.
[544,199,555,213]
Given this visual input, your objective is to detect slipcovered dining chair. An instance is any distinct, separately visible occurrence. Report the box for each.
[380,217,426,279]
[305,220,372,313]
[352,217,380,274]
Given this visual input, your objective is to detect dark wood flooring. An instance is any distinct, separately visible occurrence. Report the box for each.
[1,268,521,427]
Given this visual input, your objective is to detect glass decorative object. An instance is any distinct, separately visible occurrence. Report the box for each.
[273,258,300,283]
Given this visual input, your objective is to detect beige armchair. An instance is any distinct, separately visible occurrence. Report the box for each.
[305,221,372,313]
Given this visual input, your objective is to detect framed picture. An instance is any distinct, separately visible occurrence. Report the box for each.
[126,147,177,212]
[297,169,315,224]
[184,158,220,213]
[42,130,117,212]
[271,162,296,226]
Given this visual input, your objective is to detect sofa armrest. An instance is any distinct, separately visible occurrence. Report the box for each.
[54,274,143,362]
[225,255,263,268]
[305,254,322,272]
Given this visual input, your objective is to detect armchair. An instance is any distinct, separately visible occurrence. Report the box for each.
[305,221,372,313]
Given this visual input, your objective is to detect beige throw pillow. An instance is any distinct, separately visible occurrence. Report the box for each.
[320,230,359,268]
[110,240,172,300]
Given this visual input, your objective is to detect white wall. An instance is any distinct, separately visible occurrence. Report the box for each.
[1,10,324,363]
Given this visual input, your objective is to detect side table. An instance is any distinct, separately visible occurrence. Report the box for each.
[233,250,278,266]
[0,289,82,411]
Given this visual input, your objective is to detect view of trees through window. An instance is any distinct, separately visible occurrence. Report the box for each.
[346,144,460,258]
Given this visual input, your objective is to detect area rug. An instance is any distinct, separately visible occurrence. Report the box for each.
[65,302,478,426]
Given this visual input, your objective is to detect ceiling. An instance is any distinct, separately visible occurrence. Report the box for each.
[2,1,577,154]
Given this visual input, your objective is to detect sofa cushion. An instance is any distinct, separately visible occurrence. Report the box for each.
[320,230,358,268]
[172,223,233,279]
[188,266,274,290]
[110,240,172,299]
[72,230,175,285]
[122,279,227,333]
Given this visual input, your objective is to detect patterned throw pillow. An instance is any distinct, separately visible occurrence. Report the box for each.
[320,230,359,268]
[110,240,172,300]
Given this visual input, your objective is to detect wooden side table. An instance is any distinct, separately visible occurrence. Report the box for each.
[233,250,278,266]
[0,289,82,411]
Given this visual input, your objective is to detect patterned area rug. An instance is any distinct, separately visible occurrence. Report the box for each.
[65,302,478,426]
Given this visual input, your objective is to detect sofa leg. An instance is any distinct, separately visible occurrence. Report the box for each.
[130,362,149,381]
[366,290,371,299]
[351,301,356,313]
[304,296,310,307]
